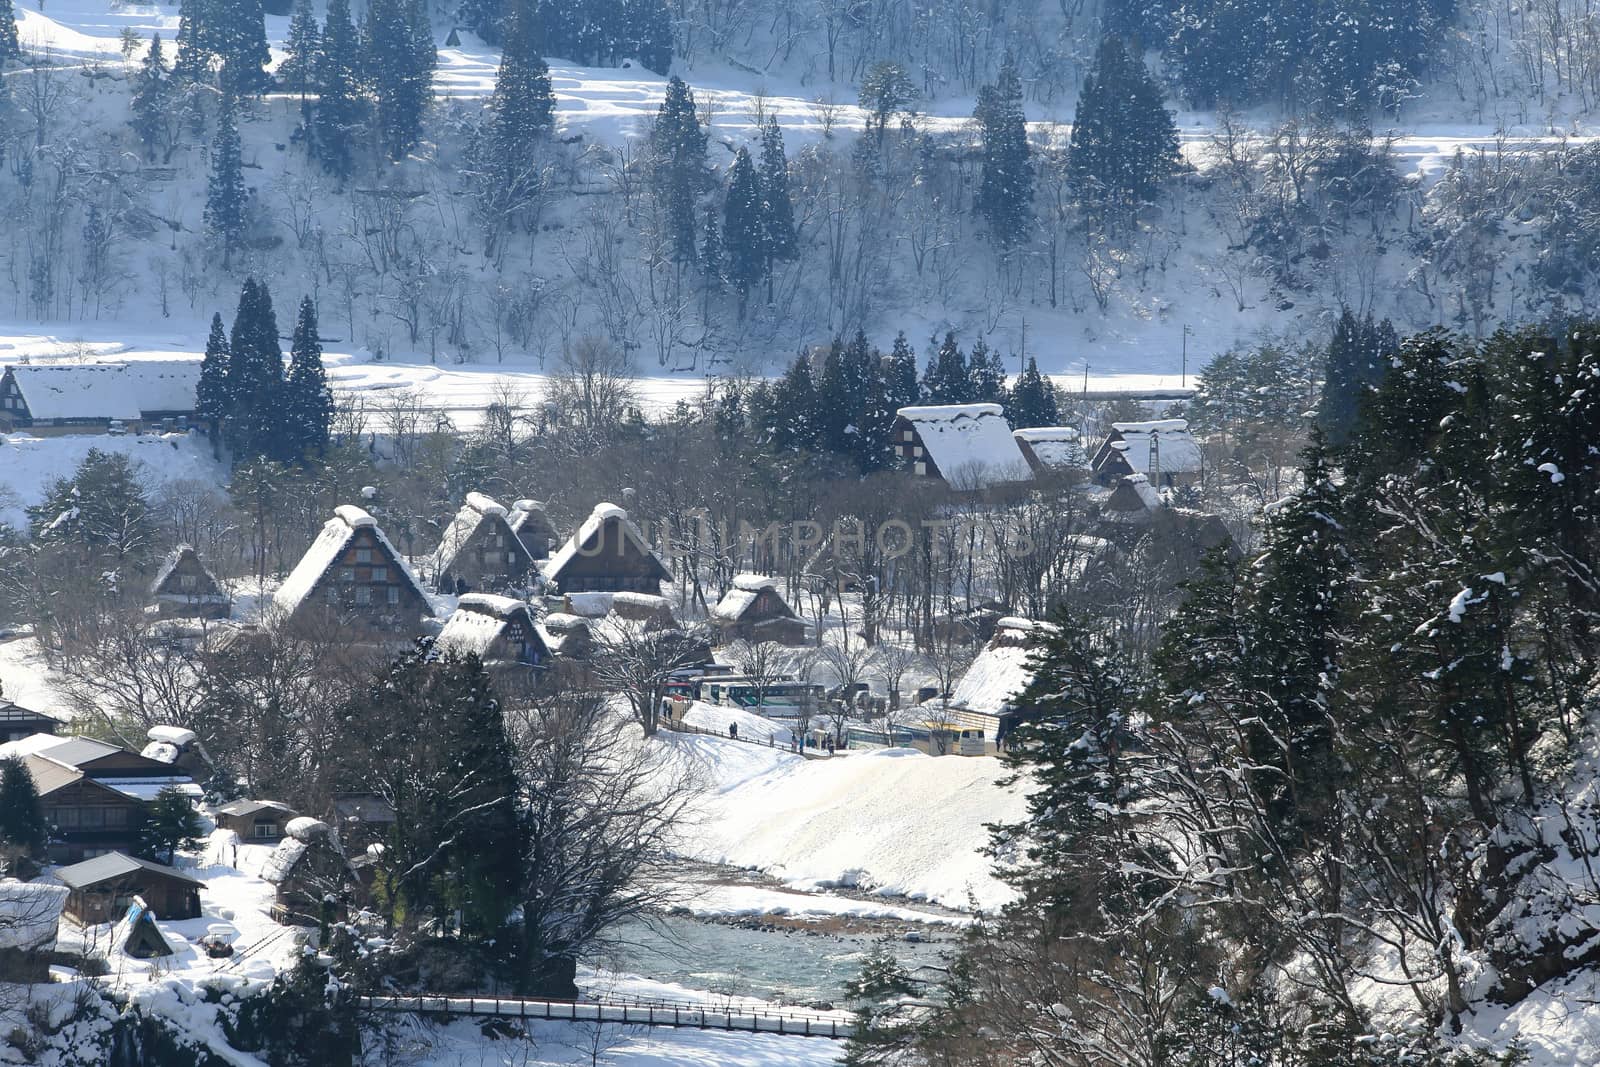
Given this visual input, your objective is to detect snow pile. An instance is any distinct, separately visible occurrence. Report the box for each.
[669,738,1028,910]
[0,880,67,951]
[896,403,1032,488]
[947,623,1039,716]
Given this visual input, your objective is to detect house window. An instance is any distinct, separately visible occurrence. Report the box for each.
[915,462,927,476]
[78,807,105,828]
[326,586,339,602]
[913,446,923,457]
[252,821,280,839]
[340,568,354,583]
[179,574,197,591]
[902,430,914,442]
[355,549,372,564]
[371,566,388,582]
[482,551,499,565]
[354,587,371,605]
[387,587,400,605]
[103,807,128,827]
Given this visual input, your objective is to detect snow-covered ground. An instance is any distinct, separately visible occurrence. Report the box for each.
[666,734,1026,911]
[0,429,226,529]
[667,880,968,927]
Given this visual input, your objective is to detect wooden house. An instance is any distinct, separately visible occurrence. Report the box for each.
[273,505,431,637]
[214,800,298,843]
[542,503,671,595]
[708,575,807,646]
[1090,419,1203,488]
[261,818,360,926]
[1099,473,1165,529]
[435,594,550,678]
[0,700,61,744]
[148,544,230,619]
[429,492,535,594]
[0,362,200,436]
[508,499,559,560]
[329,793,396,853]
[1012,427,1088,476]
[893,404,1032,490]
[57,852,203,924]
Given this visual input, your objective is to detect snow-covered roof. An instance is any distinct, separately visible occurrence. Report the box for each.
[147,726,197,747]
[435,593,537,659]
[1103,474,1164,520]
[1103,419,1203,476]
[429,492,513,575]
[536,612,591,656]
[56,852,203,890]
[896,404,1030,488]
[285,816,329,842]
[947,623,1041,716]
[1013,427,1087,470]
[272,505,424,617]
[214,799,295,818]
[260,838,308,885]
[147,545,226,601]
[0,880,67,951]
[710,574,792,623]
[542,503,671,585]
[101,778,203,802]
[139,741,179,764]
[3,362,201,421]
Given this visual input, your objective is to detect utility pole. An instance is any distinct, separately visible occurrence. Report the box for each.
[1182,323,1193,388]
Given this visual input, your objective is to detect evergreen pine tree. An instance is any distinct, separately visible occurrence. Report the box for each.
[218,0,271,96]
[1319,309,1394,446]
[204,95,248,264]
[174,0,223,82]
[1008,356,1059,427]
[196,312,232,430]
[994,613,1146,915]
[225,278,286,461]
[283,296,333,461]
[489,1,555,155]
[0,755,46,876]
[855,352,899,473]
[757,117,797,302]
[885,331,920,409]
[974,54,1033,250]
[968,339,1007,404]
[0,0,21,65]
[650,76,707,263]
[460,0,505,42]
[280,0,321,106]
[364,0,430,160]
[27,450,155,565]
[130,35,173,162]
[771,353,820,452]
[623,0,673,74]
[842,939,919,1066]
[1069,35,1180,217]
[137,786,204,865]
[699,203,722,284]
[722,147,765,311]
[313,0,364,178]
[920,333,971,403]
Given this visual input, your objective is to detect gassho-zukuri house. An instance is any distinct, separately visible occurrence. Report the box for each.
[1091,418,1204,488]
[273,505,430,636]
[893,404,1032,490]
[429,492,536,594]
[542,503,672,595]
[0,361,201,435]
[708,574,808,646]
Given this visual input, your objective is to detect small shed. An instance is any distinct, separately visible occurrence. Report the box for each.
[148,544,230,619]
[57,852,203,924]
[1099,473,1165,529]
[543,503,671,595]
[562,591,678,630]
[261,817,360,926]
[429,492,535,594]
[330,793,396,853]
[708,575,807,646]
[508,499,559,560]
[214,799,298,843]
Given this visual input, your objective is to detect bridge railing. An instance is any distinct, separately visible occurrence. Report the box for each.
[357,993,855,1039]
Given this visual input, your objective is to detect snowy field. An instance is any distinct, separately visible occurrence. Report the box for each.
[665,734,1027,911]
[0,429,226,529]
